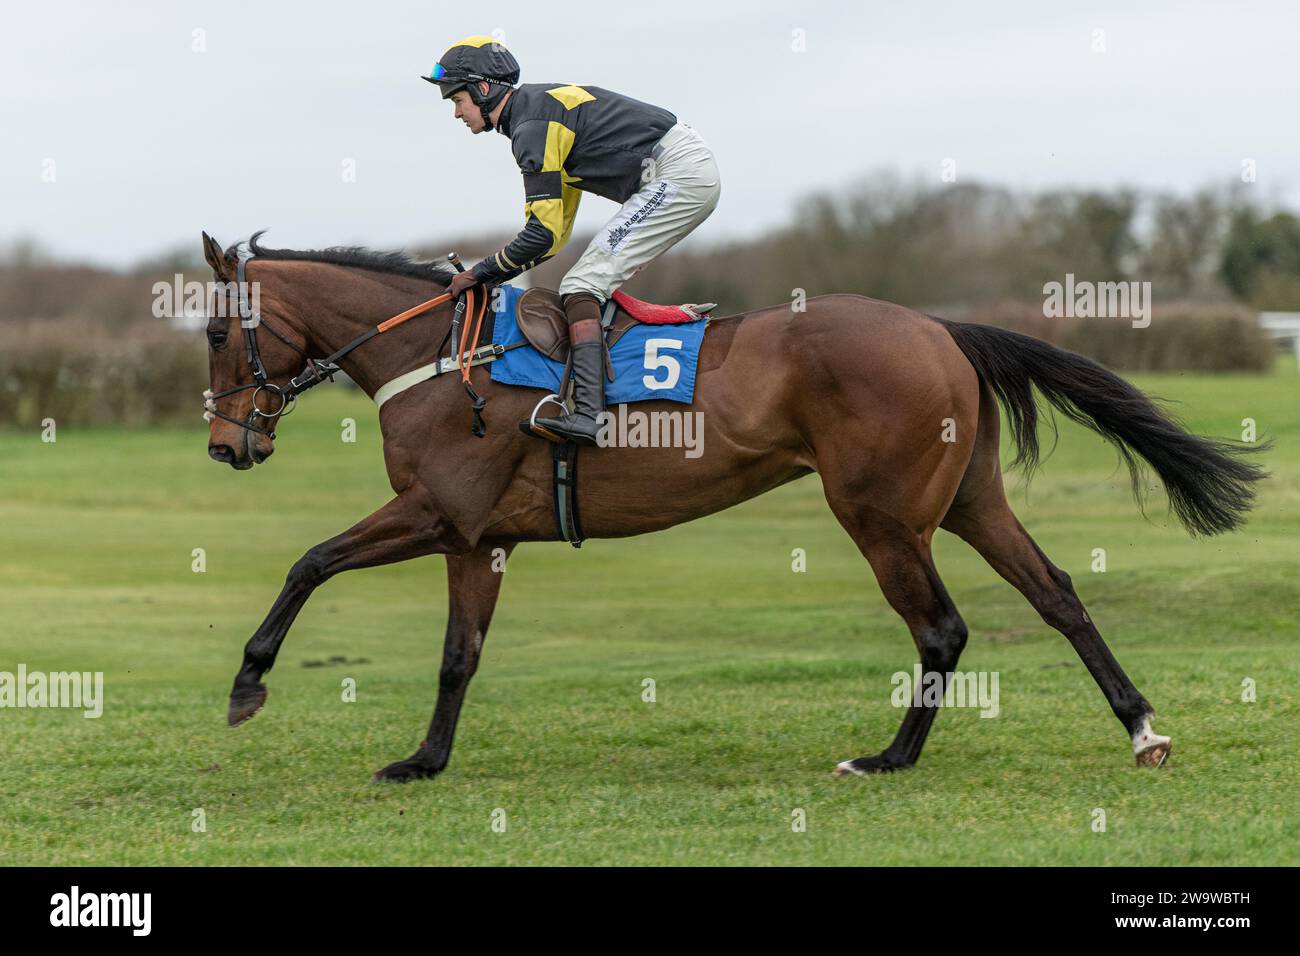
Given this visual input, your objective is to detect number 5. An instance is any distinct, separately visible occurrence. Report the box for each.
[642,338,683,390]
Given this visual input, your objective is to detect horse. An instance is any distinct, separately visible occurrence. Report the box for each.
[200,231,1266,781]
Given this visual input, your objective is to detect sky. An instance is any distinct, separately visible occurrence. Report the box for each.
[2,0,1298,268]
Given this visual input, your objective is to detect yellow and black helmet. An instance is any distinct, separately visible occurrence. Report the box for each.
[422,35,520,128]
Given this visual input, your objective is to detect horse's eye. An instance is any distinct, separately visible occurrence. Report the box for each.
[208,330,228,350]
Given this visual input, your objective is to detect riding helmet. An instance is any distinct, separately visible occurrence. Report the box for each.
[422,35,520,130]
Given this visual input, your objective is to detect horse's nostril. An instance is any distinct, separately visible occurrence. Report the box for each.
[209,444,235,463]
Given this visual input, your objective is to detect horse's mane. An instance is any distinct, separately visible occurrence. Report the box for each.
[224,230,457,286]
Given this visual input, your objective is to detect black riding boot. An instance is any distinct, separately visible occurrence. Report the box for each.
[531,293,605,445]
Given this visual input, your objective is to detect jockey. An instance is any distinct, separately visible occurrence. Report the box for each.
[423,35,721,445]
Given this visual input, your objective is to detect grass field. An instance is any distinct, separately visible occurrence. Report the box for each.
[2,361,1298,866]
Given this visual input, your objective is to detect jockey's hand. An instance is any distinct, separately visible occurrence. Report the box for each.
[449,271,479,297]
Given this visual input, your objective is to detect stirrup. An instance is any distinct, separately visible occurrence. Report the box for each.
[520,393,568,443]
[534,412,599,446]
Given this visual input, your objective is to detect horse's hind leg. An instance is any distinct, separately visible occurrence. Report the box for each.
[941,488,1171,767]
[828,515,969,775]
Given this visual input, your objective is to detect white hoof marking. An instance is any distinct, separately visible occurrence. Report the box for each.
[1131,716,1170,755]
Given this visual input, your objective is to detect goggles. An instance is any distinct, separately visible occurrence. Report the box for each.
[428,63,508,85]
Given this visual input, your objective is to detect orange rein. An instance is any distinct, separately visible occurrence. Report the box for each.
[372,285,489,384]
[376,291,454,333]
[458,288,489,383]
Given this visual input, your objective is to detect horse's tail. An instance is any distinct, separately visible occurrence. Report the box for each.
[937,318,1269,536]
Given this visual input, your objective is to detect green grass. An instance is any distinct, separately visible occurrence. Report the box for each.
[1,362,1298,865]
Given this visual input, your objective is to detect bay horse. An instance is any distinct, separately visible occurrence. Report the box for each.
[200,231,1265,781]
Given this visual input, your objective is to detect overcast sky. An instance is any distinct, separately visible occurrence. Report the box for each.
[3,0,1297,268]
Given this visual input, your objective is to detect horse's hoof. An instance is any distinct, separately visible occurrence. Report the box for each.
[1135,738,1172,768]
[372,757,441,783]
[227,683,267,726]
[832,754,909,777]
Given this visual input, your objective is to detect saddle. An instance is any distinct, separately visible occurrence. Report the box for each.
[515,288,716,369]
[513,288,716,553]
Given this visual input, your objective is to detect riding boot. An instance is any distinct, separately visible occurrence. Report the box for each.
[531,293,606,446]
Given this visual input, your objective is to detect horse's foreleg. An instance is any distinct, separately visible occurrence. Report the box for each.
[373,541,513,782]
[228,487,468,726]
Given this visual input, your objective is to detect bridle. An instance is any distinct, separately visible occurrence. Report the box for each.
[202,248,339,438]
[203,244,490,441]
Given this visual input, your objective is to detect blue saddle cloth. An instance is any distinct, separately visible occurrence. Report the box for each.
[489,284,706,405]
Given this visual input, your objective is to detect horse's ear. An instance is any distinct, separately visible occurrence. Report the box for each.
[201,231,231,281]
